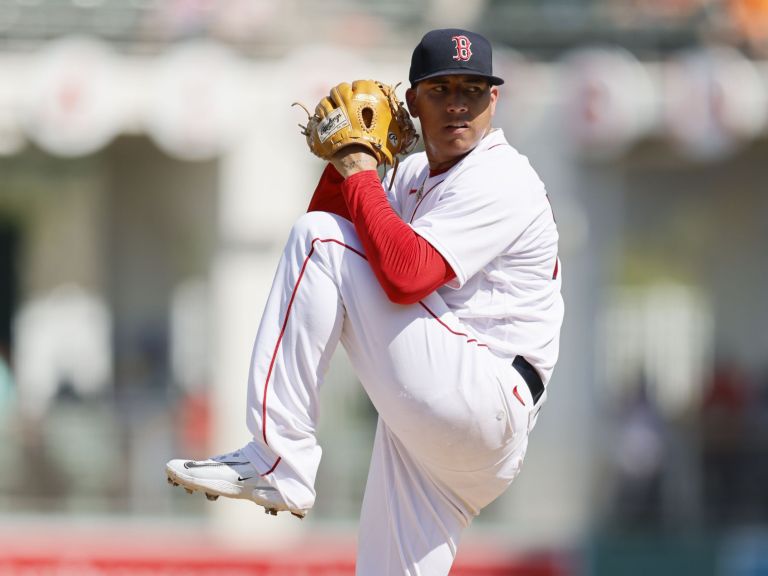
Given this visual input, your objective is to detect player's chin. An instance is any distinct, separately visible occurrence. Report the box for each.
[440,138,479,159]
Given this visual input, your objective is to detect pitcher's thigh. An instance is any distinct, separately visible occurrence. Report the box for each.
[343,311,519,473]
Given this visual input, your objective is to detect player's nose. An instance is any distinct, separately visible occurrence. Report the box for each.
[446,100,469,114]
[445,90,469,113]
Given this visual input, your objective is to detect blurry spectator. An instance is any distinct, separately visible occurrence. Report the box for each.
[611,372,668,528]
[702,361,750,419]
[699,360,752,525]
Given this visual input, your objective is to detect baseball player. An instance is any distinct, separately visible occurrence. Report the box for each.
[166,28,563,576]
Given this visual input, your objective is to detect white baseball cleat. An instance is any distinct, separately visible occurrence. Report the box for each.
[165,449,306,518]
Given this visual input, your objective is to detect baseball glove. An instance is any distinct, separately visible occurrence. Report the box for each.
[294,80,418,166]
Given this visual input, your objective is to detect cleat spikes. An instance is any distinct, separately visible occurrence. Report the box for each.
[184,487,194,494]
[166,476,174,485]
[205,493,219,501]
[265,508,278,516]
[291,512,305,520]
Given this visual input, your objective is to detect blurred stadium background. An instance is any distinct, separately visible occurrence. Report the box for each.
[1,0,768,574]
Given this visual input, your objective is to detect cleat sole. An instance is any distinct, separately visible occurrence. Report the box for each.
[165,464,307,518]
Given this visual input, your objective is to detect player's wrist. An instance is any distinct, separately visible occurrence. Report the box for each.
[331,146,379,179]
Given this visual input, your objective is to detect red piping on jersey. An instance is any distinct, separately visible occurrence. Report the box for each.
[411,140,511,219]
[261,456,281,477]
[409,179,445,224]
[543,194,559,280]
[417,301,489,348]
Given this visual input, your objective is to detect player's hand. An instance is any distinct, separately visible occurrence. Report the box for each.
[330,145,379,179]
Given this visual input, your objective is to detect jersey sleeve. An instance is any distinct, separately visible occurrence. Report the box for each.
[410,156,548,289]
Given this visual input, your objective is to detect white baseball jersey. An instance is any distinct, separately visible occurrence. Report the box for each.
[387,128,563,386]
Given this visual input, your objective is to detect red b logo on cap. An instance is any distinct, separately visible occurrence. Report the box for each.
[451,35,472,62]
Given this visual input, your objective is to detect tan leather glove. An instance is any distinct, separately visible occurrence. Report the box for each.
[295,80,418,166]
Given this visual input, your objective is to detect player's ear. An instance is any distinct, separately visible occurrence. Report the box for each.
[405,87,418,118]
[488,85,499,116]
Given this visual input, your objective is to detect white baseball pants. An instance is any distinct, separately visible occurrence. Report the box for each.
[240,212,536,576]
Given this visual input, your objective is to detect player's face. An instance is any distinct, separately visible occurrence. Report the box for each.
[406,75,498,171]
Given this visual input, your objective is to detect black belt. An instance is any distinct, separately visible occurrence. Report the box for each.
[512,356,544,405]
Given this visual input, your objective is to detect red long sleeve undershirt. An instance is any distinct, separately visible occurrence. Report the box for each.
[306,164,456,304]
[306,163,351,221]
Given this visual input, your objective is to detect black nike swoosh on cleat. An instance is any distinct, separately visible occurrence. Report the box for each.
[184,461,238,469]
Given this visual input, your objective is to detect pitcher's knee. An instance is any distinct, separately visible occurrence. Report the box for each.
[289,212,354,245]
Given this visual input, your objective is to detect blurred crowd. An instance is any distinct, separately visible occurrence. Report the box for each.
[606,359,768,530]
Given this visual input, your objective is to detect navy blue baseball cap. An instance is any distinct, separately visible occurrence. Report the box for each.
[409,28,504,86]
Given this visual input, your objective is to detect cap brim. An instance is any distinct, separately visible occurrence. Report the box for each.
[411,69,504,86]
